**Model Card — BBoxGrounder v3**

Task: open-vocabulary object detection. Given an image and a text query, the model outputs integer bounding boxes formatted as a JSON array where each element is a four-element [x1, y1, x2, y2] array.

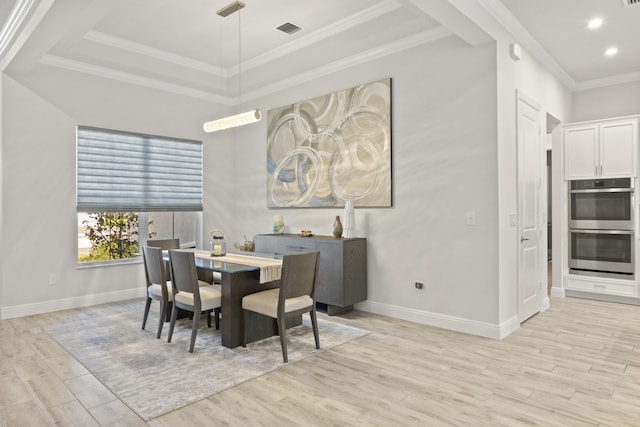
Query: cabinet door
[[342, 240, 367, 304], [314, 241, 343, 306], [600, 120, 637, 178], [564, 125, 598, 179]]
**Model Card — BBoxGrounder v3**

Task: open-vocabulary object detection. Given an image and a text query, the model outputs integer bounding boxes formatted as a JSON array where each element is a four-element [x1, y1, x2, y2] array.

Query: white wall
[[225, 36, 503, 335], [572, 81, 640, 122], [0, 29, 572, 339], [494, 38, 572, 327], [0, 68, 236, 317]]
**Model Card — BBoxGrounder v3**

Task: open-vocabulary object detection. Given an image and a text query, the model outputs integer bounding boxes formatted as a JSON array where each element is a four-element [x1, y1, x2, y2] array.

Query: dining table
[[169, 250, 300, 349]]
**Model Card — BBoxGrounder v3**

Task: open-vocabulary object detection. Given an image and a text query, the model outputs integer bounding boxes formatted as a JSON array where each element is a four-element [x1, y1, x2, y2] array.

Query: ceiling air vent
[[276, 22, 303, 35], [622, 0, 640, 7]]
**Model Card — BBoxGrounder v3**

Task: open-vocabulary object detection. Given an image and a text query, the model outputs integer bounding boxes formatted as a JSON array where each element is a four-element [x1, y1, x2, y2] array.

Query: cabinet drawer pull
[[593, 284, 607, 288]]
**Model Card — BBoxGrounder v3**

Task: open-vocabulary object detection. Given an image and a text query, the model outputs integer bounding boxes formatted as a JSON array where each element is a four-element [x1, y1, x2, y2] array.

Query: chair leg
[[214, 307, 221, 330], [157, 300, 166, 339], [310, 309, 320, 349], [142, 297, 152, 330], [165, 302, 173, 322], [206, 309, 212, 328], [189, 311, 199, 353], [278, 317, 288, 363], [242, 309, 247, 347], [167, 303, 179, 343]]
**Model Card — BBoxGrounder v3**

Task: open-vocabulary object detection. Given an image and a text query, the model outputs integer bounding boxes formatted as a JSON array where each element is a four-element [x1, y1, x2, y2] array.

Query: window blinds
[[77, 126, 203, 212]]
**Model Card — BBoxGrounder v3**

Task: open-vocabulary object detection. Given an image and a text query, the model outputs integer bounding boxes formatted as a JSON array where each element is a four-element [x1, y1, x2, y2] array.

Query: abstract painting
[[267, 78, 391, 208]]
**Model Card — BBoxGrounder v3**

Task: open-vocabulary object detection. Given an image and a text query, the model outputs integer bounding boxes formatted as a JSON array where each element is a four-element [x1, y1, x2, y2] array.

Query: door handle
[[520, 236, 529, 242]]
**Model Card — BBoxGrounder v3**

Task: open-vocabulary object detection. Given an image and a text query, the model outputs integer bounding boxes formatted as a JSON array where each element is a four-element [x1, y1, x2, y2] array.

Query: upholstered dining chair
[[147, 238, 214, 287], [241, 251, 320, 362], [142, 245, 173, 339], [147, 238, 180, 282], [167, 249, 222, 353]]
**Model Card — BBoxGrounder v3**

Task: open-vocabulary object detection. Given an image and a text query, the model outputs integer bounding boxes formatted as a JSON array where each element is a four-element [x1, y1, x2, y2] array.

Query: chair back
[[147, 238, 180, 250], [279, 251, 320, 303], [142, 246, 167, 288], [168, 250, 201, 305]]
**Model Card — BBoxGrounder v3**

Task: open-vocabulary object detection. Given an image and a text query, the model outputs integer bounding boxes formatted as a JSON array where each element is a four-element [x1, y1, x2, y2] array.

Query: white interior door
[[517, 91, 543, 322]]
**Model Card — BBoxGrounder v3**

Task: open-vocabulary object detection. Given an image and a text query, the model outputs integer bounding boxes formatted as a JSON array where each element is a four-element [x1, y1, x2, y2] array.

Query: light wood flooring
[[2, 296, 640, 426]]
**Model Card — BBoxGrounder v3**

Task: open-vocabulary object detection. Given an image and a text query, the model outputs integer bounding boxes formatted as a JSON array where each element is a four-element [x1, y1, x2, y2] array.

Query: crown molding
[[244, 26, 453, 102], [574, 71, 640, 91], [0, 0, 37, 57], [81, 0, 402, 79], [476, 0, 640, 91], [474, 0, 576, 90], [84, 30, 226, 77], [235, 0, 402, 75], [0, 0, 44, 70], [40, 25, 450, 106], [39, 54, 232, 104]]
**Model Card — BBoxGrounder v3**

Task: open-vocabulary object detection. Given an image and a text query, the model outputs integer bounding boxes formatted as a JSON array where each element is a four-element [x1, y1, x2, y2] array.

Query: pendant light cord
[[237, 10, 242, 113]]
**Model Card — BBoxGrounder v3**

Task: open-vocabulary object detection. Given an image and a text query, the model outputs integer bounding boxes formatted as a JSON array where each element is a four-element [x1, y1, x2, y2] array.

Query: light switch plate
[[466, 212, 477, 226]]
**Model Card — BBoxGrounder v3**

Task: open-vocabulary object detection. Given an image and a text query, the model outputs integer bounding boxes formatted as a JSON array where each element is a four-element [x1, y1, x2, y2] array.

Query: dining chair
[[241, 251, 320, 362], [147, 238, 180, 250], [142, 245, 173, 339], [147, 238, 180, 282], [147, 237, 214, 287], [167, 249, 222, 353]]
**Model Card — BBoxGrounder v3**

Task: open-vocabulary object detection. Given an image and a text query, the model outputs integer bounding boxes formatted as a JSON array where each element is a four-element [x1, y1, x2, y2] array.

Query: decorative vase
[[343, 200, 355, 238], [273, 214, 285, 234], [333, 216, 343, 238]]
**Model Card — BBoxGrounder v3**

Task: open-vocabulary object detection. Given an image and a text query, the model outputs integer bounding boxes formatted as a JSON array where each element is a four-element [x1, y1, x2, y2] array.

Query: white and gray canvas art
[[267, 78, 392, 208]]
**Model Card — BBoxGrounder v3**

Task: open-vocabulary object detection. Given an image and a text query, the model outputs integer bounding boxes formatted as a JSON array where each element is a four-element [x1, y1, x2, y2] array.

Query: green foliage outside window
[[78, 212, 156, 262]]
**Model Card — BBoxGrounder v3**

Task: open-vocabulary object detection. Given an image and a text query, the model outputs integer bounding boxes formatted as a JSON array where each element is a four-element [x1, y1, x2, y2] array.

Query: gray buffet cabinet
[[254, 234, 367, 315]]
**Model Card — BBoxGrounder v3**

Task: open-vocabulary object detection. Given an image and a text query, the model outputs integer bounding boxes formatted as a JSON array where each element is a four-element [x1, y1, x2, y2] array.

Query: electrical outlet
[[48, 273, 57, 285], [415, 281, 424, 292]]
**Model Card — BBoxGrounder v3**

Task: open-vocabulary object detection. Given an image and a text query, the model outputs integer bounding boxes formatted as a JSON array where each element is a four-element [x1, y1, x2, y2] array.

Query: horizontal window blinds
[[77, 126, 203, 212]]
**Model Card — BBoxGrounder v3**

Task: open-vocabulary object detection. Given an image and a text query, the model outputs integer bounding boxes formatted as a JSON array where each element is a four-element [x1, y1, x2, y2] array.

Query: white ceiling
[[1, 0, 639, 105], [501, 0, 640, 86]]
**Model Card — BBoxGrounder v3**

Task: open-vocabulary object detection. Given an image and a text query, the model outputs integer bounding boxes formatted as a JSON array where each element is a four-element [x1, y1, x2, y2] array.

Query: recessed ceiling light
[[588, 18, 603, 29], [605, 47, 619, 56]]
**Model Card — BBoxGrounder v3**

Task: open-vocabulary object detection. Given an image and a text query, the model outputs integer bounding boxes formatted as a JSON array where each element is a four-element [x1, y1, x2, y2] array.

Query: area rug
[[44, 302, 369, 421]]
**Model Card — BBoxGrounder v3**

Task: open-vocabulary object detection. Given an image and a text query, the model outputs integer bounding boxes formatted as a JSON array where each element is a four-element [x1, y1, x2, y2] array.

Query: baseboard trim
[[0, 288, 146, 319], [542, 296, 551, 311], [354, 300, 519, 339], [550, 286, 566, 298]]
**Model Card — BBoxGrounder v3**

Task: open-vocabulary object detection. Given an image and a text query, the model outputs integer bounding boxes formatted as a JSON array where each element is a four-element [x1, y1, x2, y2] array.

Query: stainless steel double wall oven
[[569, 178, 635, 278]]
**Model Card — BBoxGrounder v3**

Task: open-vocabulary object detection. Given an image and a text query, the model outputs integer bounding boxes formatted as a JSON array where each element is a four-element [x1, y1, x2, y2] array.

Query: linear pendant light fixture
[[203, 1, 261, 133], [203, 109, 261, 132]]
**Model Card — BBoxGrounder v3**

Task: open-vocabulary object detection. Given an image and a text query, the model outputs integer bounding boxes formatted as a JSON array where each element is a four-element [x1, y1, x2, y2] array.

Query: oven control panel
[[571, 178, 631, 190]]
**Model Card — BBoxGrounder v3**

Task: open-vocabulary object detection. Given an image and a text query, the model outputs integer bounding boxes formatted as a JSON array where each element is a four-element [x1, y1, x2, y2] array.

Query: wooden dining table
[[170, 251, 301, 349]]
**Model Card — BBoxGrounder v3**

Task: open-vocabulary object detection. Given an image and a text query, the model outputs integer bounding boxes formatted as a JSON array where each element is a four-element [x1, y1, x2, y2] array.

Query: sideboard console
[[254, 234, 367, 315]]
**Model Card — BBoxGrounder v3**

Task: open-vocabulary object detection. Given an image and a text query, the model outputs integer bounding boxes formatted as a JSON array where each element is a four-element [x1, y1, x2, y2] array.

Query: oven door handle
[[569, 229, 634, 235], [569, 188, 633, 194]]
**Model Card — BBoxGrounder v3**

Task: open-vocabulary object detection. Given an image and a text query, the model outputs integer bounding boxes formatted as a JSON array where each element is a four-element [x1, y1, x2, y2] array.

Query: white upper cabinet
[[564, 117, 638, 180], [565, 124, 598, 179]]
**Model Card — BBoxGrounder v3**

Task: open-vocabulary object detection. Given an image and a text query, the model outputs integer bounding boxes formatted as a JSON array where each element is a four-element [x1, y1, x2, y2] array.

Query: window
[[77, 211, 200, 263], [76, 126, 203, 264]]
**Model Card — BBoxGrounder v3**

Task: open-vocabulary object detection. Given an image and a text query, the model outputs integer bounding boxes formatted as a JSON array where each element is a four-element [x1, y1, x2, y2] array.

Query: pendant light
[[203, 1, 261, 133]]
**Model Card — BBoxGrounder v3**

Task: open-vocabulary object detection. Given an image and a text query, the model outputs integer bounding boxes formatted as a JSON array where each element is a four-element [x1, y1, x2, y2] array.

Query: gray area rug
[[44, 302, 369, 421]]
